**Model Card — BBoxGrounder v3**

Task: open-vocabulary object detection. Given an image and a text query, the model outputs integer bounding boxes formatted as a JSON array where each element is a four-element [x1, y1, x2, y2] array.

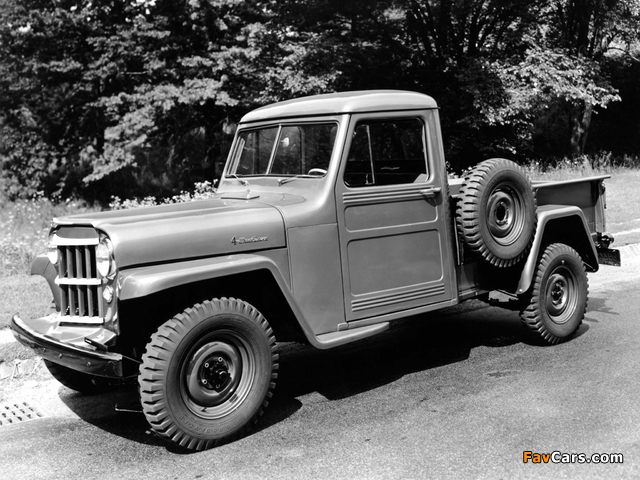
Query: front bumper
[[11, 313, 128, 378]]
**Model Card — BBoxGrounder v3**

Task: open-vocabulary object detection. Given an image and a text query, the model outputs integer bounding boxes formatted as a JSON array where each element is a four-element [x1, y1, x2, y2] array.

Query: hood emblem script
[[231, 236, 268, 245]]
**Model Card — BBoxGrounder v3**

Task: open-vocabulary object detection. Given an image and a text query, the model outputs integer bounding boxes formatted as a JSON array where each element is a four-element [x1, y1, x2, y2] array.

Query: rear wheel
[[520, 244, 588, 345], [139, 297, 278, 451]]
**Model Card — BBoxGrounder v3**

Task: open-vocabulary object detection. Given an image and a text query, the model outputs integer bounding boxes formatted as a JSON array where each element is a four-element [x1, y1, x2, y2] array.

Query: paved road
[[2, 248, 639, 480]]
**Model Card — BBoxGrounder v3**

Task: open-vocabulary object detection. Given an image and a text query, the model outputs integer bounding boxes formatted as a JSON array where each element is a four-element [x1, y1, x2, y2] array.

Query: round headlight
[[96, 237, 116, 278], [46, 239, 58, 265]]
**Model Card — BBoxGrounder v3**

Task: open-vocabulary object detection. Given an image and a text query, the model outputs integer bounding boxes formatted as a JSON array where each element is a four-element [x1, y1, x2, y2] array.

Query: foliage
[[109, 180, 217, 209], [1, 0, 640, 196]]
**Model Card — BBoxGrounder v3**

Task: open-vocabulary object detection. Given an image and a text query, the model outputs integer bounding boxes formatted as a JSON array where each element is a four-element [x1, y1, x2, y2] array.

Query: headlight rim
[[46, 237, 59, 265], [96, 236, 116, 278]]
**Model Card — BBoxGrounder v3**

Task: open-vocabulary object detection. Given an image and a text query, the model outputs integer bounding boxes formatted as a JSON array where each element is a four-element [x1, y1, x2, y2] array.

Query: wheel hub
[[183, 340, 243, 410], [495, 201, 510, 226], [550, 281, 566, 306], [545, 268, 578, 325], [486, 187, 524, 246], [200, 357, 231, 392]]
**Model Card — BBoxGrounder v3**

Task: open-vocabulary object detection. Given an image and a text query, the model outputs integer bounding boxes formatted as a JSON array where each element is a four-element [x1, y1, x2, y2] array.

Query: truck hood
[[54, 194, 290, 269]]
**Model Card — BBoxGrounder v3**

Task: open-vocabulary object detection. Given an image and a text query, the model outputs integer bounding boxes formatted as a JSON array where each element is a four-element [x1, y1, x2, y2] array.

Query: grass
[[524, 160, 640, 246], [595, 170, 640, 245], [0, 275, 54, 330], [0, 275, 54, 363]]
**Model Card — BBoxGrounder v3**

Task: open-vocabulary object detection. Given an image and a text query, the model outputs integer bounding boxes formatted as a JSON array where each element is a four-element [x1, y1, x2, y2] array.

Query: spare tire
[[456, 158, 537, 268]]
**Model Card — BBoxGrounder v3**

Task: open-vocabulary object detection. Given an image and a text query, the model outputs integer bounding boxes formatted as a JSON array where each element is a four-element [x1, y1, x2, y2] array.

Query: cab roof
[[240, 90, 438, 124]]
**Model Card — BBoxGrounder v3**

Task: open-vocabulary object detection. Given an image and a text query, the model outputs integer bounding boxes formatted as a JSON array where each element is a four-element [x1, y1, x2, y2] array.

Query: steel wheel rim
[[486, 185, 526, 246], [545, 267, 578, 325], [180, 328, 256, 420]]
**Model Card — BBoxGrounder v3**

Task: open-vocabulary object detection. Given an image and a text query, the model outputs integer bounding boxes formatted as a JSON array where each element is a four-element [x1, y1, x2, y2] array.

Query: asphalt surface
[[1, 247, 639, 480]]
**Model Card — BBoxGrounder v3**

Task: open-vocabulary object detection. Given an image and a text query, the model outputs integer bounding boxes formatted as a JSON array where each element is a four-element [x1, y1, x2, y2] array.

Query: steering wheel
[[307, 168, 327, 176]]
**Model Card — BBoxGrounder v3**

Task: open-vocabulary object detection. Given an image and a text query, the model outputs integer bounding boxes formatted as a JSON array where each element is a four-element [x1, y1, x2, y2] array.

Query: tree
[[0, 0, 106, 198], [503, 0, 640, 156], [2, 0, 640, 200], [543, 0, 640, 154], [82, 0, 343, 199], [0, 0, 341, 201], [401, 1, 546, 167]]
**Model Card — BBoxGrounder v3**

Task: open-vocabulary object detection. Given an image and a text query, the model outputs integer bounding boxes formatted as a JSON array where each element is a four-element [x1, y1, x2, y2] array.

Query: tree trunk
[[570, 101, 593, 155]]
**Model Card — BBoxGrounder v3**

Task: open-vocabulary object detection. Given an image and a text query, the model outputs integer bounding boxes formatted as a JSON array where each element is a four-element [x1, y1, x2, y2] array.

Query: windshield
[[229, 123, 337, 176]]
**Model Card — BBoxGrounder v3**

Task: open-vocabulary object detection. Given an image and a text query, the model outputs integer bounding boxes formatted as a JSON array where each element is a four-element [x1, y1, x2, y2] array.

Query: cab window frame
[[343, 116, 429, 188]]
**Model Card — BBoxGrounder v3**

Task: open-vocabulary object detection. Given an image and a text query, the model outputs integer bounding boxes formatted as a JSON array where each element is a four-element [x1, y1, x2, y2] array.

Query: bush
[[109, 180, 217, 210], [521, 153, 640, 180]]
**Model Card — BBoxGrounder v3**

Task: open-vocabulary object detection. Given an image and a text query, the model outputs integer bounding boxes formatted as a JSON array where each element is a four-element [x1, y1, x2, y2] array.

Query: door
[[336, 113, 453, 321]]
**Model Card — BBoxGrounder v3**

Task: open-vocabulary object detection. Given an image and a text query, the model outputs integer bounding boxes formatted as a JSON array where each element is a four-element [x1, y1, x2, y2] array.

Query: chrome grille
[[53, 231, 104, 324]]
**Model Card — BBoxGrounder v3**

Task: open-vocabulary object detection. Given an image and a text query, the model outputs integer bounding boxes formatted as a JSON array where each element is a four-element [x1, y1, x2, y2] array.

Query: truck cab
[[218, 91, 456, 340]]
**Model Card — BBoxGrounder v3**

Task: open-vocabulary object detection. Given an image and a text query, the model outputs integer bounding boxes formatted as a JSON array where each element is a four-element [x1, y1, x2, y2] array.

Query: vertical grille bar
[[59, 248, 66, 278], [75, 248, 84, 278], [65, 247, 74, 279], [98, 285, 105, 318], [68, 285, 77, 315], [84, 246, 93, 279], [60, 285, 68, 315], [87, 282, 95, 317]]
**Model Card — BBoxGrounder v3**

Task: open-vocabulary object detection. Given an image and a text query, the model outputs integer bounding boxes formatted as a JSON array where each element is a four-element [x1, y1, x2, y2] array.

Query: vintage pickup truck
[[12, 90, 620, 450]]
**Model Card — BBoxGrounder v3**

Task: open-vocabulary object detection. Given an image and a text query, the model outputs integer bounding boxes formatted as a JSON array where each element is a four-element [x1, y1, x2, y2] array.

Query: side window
[[344, 118, 428, 187]]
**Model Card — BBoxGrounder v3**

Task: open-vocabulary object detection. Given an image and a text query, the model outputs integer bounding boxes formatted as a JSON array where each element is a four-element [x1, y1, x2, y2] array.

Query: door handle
[[419, 186, 442, 199]]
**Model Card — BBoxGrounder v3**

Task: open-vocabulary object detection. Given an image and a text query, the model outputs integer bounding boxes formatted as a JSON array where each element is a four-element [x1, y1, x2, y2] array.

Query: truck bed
[[532, 175, 609, 236], [449, 174, 610, 237]]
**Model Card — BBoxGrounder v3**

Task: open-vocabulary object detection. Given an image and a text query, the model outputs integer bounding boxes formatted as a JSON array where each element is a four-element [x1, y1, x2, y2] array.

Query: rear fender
[[516, 205, 598, 294]]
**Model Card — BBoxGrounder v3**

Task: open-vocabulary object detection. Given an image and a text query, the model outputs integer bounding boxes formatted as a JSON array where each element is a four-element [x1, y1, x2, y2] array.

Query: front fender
[[517, 205, 598, 294], [118, 253, 290, 301], [117, 253, 320, 346], [31, 253, 61, 310]]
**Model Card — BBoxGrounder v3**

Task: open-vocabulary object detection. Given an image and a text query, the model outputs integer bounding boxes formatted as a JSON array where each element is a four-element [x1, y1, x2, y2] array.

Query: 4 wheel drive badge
[[231, 235, 268, 245]]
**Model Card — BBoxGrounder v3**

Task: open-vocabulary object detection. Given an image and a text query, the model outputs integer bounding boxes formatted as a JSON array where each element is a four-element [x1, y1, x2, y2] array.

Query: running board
[[313, 322, 389, 349]]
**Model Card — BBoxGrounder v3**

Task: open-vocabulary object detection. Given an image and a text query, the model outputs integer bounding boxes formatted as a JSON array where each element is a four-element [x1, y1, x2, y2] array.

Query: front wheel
[[520, 243, 588, 345], [139, 298, 278, 451]]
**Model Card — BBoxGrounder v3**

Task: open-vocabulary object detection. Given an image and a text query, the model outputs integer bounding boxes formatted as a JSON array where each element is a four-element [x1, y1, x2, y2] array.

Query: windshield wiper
[[277, 175, 316, 186], [227, 174, 249, 186], [278, 172, 327, 186]]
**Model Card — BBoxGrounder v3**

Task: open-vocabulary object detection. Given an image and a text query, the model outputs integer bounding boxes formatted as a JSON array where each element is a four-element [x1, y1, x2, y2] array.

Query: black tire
[[520, 243, 588, 345], [44, 360, 110, 394], [139, 297, 278, 451], [457, 158, 537, 267]]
